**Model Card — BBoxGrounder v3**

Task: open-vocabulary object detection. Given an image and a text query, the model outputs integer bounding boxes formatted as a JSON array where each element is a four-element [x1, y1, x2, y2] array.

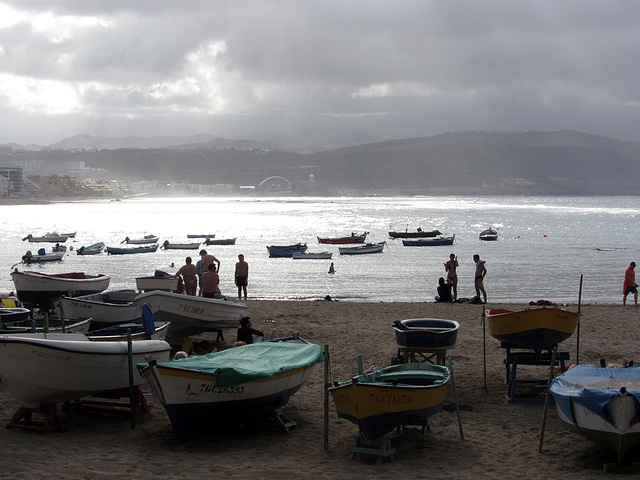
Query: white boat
[[0, 317, 92, 334], [55, 290, 141, 329], [11, 270, 111, 308], [161, 240, 201, 250], [292, 251, 333, 259], [338, 241, 386, 255], [22, 232, 73, 243], [135, 275, 179, 292], [123, 235, 159, 244], [22, 249, 65, 263], [0, 335, 171, 408], [76, 242, 105, 255], [133, 290, 248, 337], [138, 341, 324, 439]]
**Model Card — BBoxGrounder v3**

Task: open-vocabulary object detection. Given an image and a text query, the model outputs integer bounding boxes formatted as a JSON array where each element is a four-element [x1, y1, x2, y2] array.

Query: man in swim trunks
[[623, 261, 637, 306], [235, 254, 249, 300], [176, 256, 198, 296], [444, 253, 458, 300], [473, 254, 487, 304]]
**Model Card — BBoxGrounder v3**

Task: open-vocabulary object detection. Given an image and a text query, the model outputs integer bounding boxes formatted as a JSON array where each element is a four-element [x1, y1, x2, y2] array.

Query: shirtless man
[[201, 263, 221, 298], [235, 254, 249, 300], [444, 253, 458, 300], [176, 256, 198, 296], [199, 249, 220, 275], [473, 254, 487, 304]]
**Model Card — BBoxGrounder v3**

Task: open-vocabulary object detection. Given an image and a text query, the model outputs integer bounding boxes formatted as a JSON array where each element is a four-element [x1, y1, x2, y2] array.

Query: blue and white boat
[[267, 243, 308, 257], [107, 244, 159, 255]]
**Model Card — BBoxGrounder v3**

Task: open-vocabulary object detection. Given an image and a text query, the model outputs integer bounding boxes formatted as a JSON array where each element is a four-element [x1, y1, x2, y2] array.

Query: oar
[[538, 346, 558, 453]]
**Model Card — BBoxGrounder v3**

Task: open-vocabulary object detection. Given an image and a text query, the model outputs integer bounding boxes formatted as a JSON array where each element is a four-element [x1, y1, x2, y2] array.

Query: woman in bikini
[[444, 253, 458, 300]]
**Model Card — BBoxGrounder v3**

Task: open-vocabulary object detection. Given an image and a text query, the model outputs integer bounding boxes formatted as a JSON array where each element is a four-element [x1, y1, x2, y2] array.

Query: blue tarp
[[141, 342, 324, 387], [550, 364, 640, 427]]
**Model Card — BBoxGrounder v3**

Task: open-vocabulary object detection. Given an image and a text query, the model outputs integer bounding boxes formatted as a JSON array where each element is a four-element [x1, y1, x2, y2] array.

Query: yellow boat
[[486, 307, 582, 352], [329, 362, 450, 440]]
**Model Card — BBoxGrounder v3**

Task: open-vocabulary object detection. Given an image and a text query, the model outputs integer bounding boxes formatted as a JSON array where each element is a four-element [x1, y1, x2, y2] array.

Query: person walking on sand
[[235, 254, 249, 300], [176, 256, 198, 296], [444, 253, 458, 300], [623, 261, 638, 305], [473, 254, 487, 304]]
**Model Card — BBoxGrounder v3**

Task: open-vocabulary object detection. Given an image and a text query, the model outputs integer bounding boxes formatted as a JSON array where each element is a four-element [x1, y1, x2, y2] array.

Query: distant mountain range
[[3, 130, 640, 195]]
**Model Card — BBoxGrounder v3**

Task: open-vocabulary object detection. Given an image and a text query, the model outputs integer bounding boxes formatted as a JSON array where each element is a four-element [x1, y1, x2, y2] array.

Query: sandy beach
[[0, 300, 638, 479]]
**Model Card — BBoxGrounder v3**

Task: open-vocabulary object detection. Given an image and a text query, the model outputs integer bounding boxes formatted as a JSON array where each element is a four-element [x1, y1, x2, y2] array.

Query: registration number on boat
[[199, 384, 245, 395]]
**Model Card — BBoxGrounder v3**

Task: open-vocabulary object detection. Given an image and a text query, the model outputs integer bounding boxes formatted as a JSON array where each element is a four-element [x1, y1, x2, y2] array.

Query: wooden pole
[[127, 329, 135, 428], [448, 357, 464, 440], [538, 346, 557, 453], [577, 274, 583, 365], [324, 344, 330, 450], [482, 306, 487, 391]]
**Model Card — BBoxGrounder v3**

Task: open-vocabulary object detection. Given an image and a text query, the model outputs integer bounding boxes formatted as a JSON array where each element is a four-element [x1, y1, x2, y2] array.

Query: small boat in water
[[267, 243, 308, 257], [329, 361, 450, 440], [338, 242, 385, 255], [187, 234, 215, 239], [123, 235, 159, 244], [22, 232, 74, 243], [485, 307, 582, 353], [392, 318, 460, 349], [388, 228, 442, 239], [107, 244, 159, 255], [138, 341, 324, 439], [161, 240, 201, 250], [550, 364, 640, 464], [11, 270, 111, 308], [292, 251, 333, 259], [479, 228, 499, 241], [317, 232, 368, 244], [22, 248, 65, 263], [77, 242, 105, 255], [204, 237, 237, 246], [402, 235, 455, 246]]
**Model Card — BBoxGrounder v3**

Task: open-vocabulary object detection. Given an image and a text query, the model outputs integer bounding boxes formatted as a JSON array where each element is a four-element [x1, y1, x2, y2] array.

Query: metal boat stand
[[396, 346, 448, 366], [349, 435, 396, 465], [502, 343, 569, 401], [269, 407, 297, 432], [62, 386, 150, 415], [6, 403, 66, 435]]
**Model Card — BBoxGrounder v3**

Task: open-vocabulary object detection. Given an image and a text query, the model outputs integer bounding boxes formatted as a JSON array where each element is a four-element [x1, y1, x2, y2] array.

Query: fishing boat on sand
[[11, 270, 111, 308], [392, 318, 460, 349], [485, 307, 582, 353], [317, 232, 368, 244], [138, 341, 324, 439], [338, 242, 385, 255], [402, 235, 455, 247], [329, 361, 450, 440], [55, 290, 141, 329], [550, 364, 640, 464], [0, 317, 91, 334], [135, 274, 179, 292], [388, 228, 442, 239]]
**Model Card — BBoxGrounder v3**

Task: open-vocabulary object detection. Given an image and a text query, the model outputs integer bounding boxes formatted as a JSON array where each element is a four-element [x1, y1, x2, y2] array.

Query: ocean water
[[2, 195, 640, 304]]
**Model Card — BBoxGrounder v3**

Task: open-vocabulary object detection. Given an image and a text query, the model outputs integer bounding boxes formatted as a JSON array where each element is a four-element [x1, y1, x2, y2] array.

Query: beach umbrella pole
[[538, 346, 557, 453]]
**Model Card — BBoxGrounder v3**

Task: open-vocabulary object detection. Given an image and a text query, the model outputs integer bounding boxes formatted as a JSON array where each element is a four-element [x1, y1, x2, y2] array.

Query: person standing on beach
[[199, 249, 220, 274], [444, 253, 458, 300], [235, 254, 249, 300], [473, 254, 487, 304], [176, 257, 198, 296], [623, 261, 638, 305], [328, 262, 335, 274]]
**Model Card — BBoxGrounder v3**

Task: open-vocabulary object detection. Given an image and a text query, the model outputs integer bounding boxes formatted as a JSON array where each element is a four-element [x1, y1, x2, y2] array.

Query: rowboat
[[0, 307, 31, 323], [161, 240, 201, 250], [123, 235, 159, 244], [11, 270, 111, 308], [0, 335, 171, 408], [550, 364, 640, 464], [76, 242, 105, 255], [329, 362, 450, 440], [292, 251, 333, 259], [138, 341, 324, 439], [22, 232, 73, 243], [204, 237, 237, 246], [479, 228, 499, 241], [135, 274, 179, 292], [0, 317, 91, 334], [402, 235, 455, 246], [267, 243, 308, 257], [107, 244, 159, 255], [317, 232, 368, 244], [22, 249, 65, 263], [485, 307, 582, 353], [133, 290, 247, 337], [388, 229, 442, 239], [55, 290, 141, 329], [338, 242, 385, 255], [392, 318, 460, 349]]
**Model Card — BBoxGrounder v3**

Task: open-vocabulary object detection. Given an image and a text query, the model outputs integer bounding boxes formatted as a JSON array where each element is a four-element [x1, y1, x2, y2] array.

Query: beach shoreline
[[0, 300, 637, 479]]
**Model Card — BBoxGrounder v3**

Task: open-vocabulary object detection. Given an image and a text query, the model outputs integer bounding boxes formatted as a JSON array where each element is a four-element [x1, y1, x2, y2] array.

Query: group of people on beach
[[435, 253, 487, 304], [176, 250, 249, 300]]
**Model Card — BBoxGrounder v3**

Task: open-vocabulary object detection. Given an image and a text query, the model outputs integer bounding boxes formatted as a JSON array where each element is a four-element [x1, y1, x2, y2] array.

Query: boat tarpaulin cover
[[550, 364, 640, 426]]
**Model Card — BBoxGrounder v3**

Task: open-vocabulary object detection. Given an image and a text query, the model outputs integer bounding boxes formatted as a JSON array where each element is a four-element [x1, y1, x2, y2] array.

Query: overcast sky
[[1, 1, 639, 145]]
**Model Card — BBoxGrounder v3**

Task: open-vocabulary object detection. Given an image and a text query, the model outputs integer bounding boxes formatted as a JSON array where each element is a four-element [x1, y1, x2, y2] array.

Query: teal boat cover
[[550, 364, 640, 426], [140, 342, 324, 387]]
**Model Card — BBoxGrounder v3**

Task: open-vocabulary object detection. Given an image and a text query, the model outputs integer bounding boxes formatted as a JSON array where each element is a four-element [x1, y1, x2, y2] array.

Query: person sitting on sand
[[236, 317, 294, 344], [435, 277, 453, 303]]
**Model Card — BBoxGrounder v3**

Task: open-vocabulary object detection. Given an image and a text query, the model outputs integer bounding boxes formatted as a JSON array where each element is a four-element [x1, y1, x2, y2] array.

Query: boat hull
[[11, 270, 111, 307], [486, 307, 582, 352], [292, 252, 332, 259], [204, 238, 236, 245], [402, 236, 455, 246], [107, 245, 159, 254], [317, 233, 367, 244], [329, 363, 450, 440], [135, 276, 179, 292], [267, 243, 308, 257], [0, 336, 170, 408], [23, 251, 65, 263], [56, 291, 140, 328], [551, 364, 640, 463], [338, 242, 385, 255], [77, 243, 105, 255], [388, 229, 442, 238], [162, 242, 201, 250], [393, 318, 460, 349], [133, 291, 247, 337]]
